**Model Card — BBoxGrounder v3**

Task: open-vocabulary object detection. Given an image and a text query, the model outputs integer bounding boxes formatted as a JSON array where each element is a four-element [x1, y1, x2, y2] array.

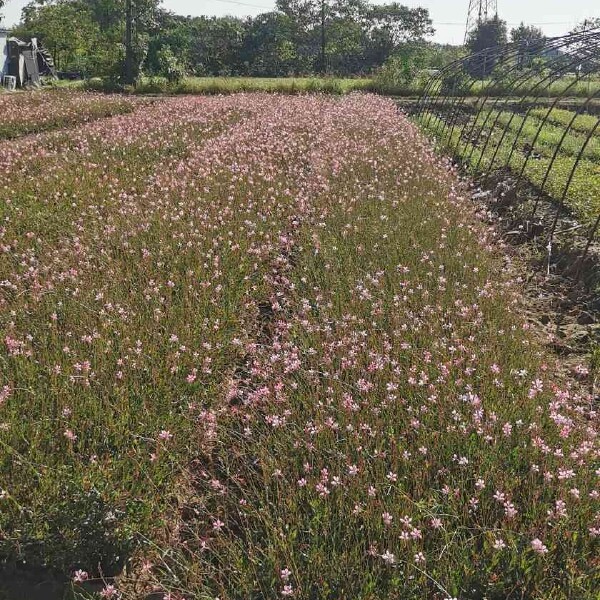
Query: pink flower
[[158, 430, 173, 441], [531, 538, 549, 555], [493, 538, 506, 550], [381, 550, 395, 564], [64, 429, 77, 442], [72, 570, 89, 583], [100, 584, 119, 599], [212, 518, 225, 531], [0, 385, 11, 404]]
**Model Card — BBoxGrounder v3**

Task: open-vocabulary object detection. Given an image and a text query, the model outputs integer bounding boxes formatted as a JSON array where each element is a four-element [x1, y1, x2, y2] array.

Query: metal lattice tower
[[465, 0, 499, 42]]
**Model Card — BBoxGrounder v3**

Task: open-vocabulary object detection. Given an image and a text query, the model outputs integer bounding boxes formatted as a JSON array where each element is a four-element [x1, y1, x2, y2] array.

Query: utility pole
[[124, 0, 134, 84], [320, 0, 326, 75]]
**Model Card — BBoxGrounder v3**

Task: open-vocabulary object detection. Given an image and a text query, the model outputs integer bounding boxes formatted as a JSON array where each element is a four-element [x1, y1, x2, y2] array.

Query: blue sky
[[2, 0, 600, 44]]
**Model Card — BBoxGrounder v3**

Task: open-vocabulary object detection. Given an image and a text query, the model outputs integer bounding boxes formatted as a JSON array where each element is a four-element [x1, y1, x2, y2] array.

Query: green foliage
[[465, 15, 508, 79], [420, 106, 600, 226], [239, 12, 300, 76], [13, 0, 438, 78], [510, 23, 546, 70], [13, 0, 112, 76], [15, 0, 159, 82], [131, 75, 374, 95], [372, 44, 432, 94], [510, 22, 545, 45], [156, 45, 185, 83]]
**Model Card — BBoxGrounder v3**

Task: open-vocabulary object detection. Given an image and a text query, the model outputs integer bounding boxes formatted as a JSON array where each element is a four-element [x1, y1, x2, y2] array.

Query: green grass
[[81, 76, 376, 96], [529, 107, 600, 134]]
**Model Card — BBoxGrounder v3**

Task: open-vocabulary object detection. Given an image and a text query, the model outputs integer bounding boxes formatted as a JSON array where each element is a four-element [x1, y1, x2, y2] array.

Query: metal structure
[[416, 27, 600, 282], [465, 0, 499, 42]]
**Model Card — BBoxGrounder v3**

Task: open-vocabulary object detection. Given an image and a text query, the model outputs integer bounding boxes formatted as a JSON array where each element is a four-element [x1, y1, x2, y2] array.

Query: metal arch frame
[[416, 28, 600, 282], [461, 32, 600, 170], [461, 44, 572, 167], [516, 39, 600, 189], [422, 32, 594, 166], [531, 86, 600, 221], [418, 30, 599, 152], [417, 30, 595, 128], [417, 44, 511, 129], [440, 45, 522, 145], [486, 35, 600, 180]]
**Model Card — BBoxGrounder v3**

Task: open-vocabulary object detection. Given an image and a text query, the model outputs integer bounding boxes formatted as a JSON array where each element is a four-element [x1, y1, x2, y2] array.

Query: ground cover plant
[[0, 90, 139, 140], [0, 93, 598, 600]]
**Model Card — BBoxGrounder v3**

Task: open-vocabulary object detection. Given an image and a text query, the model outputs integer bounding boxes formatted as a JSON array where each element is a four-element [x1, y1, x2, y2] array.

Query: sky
[[2, 0, 600, 44]]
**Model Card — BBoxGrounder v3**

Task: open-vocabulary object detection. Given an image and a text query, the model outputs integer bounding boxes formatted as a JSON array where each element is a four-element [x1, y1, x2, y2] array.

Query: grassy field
[[0, 92, 598, 599], [80, 76, 377, 96], [11, 73, 600, 99]]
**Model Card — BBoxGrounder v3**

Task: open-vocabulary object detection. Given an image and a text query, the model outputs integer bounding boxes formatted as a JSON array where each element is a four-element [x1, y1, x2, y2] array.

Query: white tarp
[[0, 29, 8, 79]]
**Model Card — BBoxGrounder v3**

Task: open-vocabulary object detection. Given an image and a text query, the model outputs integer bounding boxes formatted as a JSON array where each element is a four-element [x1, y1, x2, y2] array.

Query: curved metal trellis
[[416, 28, 600, 282]]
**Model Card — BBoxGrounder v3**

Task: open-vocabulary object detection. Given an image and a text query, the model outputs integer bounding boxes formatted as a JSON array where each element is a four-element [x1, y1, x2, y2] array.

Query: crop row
[[422, 110, 600, 225]]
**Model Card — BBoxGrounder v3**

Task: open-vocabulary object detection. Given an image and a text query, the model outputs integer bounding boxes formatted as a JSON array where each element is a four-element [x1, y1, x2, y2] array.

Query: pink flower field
[[0, 90, 139, 140], [0, 92, 598, 599]]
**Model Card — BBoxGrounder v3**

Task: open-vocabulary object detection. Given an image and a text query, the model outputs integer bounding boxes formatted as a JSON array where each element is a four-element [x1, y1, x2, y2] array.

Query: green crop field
[[420, 105, 600, 225]]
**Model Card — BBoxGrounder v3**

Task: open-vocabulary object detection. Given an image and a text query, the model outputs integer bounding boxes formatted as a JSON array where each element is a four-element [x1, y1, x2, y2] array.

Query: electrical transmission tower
[[465, 0, 498, 42]]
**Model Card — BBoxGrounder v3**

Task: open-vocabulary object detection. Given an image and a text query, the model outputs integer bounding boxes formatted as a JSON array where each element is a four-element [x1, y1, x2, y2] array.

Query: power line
[[439, 21, 576, 26], [210, 0, 273, 9]]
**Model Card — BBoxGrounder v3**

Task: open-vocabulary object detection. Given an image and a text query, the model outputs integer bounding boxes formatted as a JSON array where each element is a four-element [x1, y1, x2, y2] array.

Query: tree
[[510, 22, 544, 45], [122, 0, 159, 84], [15, 1, 111, 74], [567, 19, 600, 78], [274, 0, 434, 75], [155, 44, 185, 82], [570, 18, 600, 35], [146, 10, 194, 75], [240, 12, 299, 76], [510, 22, 545, 70], [365, 3, 433, 69], [465, 15, 507, 78], [12, 0, 438, 78], [274, 0, 344, 74], [187, 16, 245, 76]]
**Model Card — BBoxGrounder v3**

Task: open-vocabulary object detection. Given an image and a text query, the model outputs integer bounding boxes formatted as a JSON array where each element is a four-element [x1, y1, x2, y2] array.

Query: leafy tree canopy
[[510, 22, 545, 45], [12, 0, 439, 79]]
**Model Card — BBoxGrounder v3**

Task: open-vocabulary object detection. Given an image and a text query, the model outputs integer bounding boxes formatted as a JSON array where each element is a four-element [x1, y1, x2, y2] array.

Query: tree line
[[5, 1, 597, 85], [8, 0, 439, 81]]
